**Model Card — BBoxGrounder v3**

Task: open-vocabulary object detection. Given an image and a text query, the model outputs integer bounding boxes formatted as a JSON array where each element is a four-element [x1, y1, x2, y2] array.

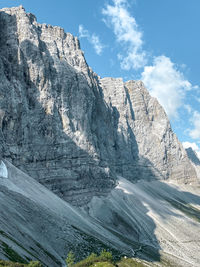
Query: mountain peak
[[0, 6, 198, 207], [0, 7, 200, 267]]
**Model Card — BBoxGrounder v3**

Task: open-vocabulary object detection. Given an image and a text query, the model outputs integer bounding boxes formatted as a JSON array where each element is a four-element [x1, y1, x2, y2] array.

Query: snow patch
[[0, 161, 8, 178]]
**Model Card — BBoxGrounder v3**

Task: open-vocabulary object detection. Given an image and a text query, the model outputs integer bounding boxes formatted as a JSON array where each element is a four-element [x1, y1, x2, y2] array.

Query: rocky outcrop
[[100, 78, 197, 183], [0, 6, 198, 206], [0, 6, 116, 205]]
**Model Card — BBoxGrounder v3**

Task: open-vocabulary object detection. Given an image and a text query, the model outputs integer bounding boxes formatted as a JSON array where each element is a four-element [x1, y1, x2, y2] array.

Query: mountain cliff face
[[0, 6, 198, 207], [1, 6, 200, 267]]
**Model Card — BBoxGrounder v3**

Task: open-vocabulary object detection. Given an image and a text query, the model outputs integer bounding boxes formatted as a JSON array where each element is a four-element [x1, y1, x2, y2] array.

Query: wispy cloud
[[184, 104, 193, 114], [182, 141, 200, 159], [141, 55, 193, 119], [78, 25, 104, 55], [90, 34, 104, 55], [79, 24, 89, 38], [102, 0, 147, 70], [189, 111, 200, 139]]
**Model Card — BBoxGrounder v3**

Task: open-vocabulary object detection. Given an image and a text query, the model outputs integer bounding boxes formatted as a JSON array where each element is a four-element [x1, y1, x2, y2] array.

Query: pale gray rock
[[0, 6, 116, 205], [0, 6, 198, 208], [100, 78, 197, 183], [1, 159, 200, 267], [0, 160, 129, 266], [0, 6, 200, 267], [86, 177, 200, 267]]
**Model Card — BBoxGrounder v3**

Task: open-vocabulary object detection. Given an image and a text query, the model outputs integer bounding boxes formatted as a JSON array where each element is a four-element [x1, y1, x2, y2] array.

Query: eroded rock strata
[[0, 6, 197, 207]]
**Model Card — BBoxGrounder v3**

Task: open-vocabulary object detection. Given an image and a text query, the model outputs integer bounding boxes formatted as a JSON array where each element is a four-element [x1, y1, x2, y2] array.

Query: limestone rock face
[[0, 6, 198, 205], [100, 78, 197, 183], [0, 6, 116, 205]]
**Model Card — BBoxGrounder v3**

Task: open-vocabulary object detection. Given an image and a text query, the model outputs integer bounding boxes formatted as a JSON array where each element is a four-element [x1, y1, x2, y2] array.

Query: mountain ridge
[[0, 6, 198, 206], [0, 6, 200, 267]]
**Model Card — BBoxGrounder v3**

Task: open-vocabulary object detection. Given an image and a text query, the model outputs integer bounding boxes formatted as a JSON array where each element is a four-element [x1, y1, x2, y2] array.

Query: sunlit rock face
[[0, 6, 197, 205], [100, 78, 197, 183]]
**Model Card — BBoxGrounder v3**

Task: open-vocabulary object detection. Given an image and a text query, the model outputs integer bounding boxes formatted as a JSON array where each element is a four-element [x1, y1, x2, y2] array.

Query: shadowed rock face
[[186, 147, 200, 166], [0, 6, 198, 205], [1, 160, 200, 267]]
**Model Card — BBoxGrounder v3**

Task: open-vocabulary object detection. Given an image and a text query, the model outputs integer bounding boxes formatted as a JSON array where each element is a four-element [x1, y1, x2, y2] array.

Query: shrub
[[73, 253, 98, 267], [99, 250, 112, 262], [90, 262, 115, 267], [27, 261, 42, 267], [73, 251, 113, 267], [0, 259, 25, 266], [66, 251, 75, 267]]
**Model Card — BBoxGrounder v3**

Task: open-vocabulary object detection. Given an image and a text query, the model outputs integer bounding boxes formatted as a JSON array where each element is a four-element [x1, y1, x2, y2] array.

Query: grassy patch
[[0, 260, 41, 267], [0, 259, 26, 267], [117, 258, 148, 267], [90, 262, 115, 267]]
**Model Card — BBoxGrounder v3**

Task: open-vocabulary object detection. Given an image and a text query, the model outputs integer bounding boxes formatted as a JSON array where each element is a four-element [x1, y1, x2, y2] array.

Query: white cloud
[[90, 34, 104, 55], [141, 55, 192, 119], [189, 111, 200, 139], [102, 0, 147, 70], [182, 141, 200, 159], [78, 25, 104, 55], [79, 24, 89, 38], [184, 104, 192, 114]]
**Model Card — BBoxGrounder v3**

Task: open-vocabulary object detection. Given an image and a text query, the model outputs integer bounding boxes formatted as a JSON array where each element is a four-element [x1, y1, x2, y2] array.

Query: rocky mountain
[[0, 6, 200, 267], [0, 6, 197, 205]]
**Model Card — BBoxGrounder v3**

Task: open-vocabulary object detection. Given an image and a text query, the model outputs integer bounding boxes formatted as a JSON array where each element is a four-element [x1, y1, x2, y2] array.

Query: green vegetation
[[90, 262, 115, 267], [72, 250, 113, 267], [117, 258, 148, 267], [0, 250, 149, 266], [67, 250, 147, 267], [0, 260, 41, 267], [66, 251, 75, 267], [27, 262, 42, 267], [0, 260, 25, 267]]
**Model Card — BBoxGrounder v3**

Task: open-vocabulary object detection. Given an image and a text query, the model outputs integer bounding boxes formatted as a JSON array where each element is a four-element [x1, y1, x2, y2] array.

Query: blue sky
[[1, 0, 200, 156]]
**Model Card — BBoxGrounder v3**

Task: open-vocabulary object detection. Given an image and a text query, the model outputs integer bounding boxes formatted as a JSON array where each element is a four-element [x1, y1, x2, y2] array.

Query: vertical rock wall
[[0, 6, 197, 205]]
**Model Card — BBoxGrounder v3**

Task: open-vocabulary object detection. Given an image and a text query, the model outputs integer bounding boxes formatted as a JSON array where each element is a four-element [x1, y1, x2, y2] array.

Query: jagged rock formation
[[0, 6, 198, 207], [1, 6, 200, 267], [100, 78, 197, 182]]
